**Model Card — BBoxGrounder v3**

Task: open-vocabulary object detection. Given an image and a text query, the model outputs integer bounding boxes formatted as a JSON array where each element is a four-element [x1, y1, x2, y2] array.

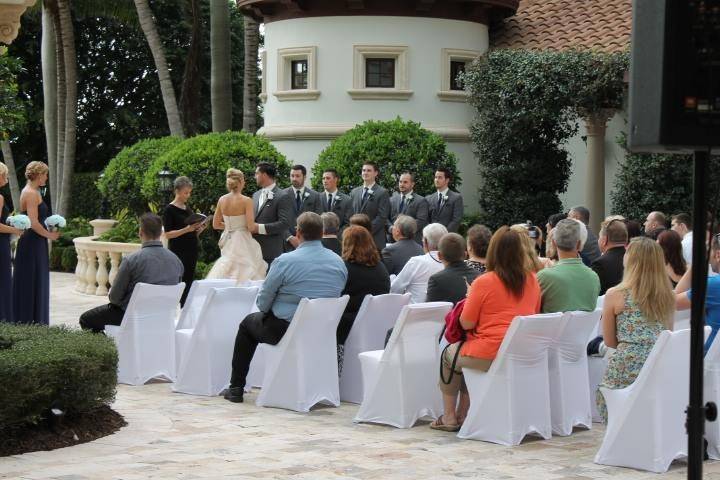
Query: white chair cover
[[176, 279, 236, 330], [354, 302, 453, 428], [457, 312, 566, 445], [549, 309, 601, 435], [240, 279, 265, 288], [340, 293, 411, 403], [255, 296, 350, 412], [594, 329, 690, 473], [705, 328, 720, 459], [173, 286, 259, 396], [672, 308, 691, 331], [106, 283, 184, 385]]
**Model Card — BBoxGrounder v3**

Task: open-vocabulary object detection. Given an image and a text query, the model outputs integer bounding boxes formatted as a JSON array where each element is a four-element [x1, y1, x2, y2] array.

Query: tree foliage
[[464, 49, 628, 228], [311, 118, 460, 194], [0, 54, 26, 139]]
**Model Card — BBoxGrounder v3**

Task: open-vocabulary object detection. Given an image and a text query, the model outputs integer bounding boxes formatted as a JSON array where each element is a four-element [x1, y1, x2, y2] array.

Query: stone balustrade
[[73, 236, 141, 296]]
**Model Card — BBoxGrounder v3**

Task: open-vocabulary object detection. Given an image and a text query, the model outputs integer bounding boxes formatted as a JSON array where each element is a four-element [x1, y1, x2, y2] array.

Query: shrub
[[97, 137, 183, 215], [465, 49, 628, 229], [49, 246, 64, 271], [0, 323, 118, 429], [56, 217, 93, 248], [141, 131, 291, 214], [96, 209, 140, 244], [194, 261, 213, 280], [311, 118, 460, 194], [69, 172, 102, 219], [61, 247, 77, 272]]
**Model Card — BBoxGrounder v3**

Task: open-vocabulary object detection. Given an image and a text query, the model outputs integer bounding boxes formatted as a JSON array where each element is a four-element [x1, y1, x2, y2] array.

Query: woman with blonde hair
[[596, 236, 675, 422], [206, 168, 267, 282], [510, 223, 551, 271], [13, 161, 59, 325], [0, 163, 25, 322]]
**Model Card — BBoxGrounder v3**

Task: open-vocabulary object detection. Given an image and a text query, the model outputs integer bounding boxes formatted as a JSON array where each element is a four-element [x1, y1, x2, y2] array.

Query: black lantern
[[157, 164, 176, 195]]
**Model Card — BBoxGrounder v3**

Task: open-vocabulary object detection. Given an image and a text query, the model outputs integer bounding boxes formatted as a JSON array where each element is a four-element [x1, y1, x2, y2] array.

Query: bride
[[206, 168, 267, 282]]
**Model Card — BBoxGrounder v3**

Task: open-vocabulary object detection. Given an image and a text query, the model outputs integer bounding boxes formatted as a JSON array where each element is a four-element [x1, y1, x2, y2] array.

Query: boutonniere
[[266, 191, 274, 201], [367, 188, 374, 196], [303, 191, 310, 199], [335, 195, 342, 202], [442, 194, 449, 202], [405, 194, 413, 201]]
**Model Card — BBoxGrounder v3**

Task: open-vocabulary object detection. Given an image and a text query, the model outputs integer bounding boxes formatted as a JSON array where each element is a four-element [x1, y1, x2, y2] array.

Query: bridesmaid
[[162, 176, 203, 306], [0, 163, 24, 323], [12, 161, 59, 325]]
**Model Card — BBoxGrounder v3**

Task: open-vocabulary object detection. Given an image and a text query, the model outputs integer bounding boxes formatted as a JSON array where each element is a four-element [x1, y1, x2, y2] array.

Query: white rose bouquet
[[45, 214, 67, 232]]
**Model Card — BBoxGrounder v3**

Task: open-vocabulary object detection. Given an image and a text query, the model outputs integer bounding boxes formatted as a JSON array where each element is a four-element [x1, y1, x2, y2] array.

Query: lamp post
[[157, 164, 176, 214]]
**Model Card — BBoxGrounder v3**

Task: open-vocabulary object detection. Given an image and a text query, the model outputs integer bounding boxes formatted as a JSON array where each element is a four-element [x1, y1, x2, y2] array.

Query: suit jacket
[[284, 186, 322, 235], [581, 228, 602, 265], [425, 261, 480, 305], [321, 236, 342, 256], [388, 192, 429, 244], [318, 190, 353, 234], [591, 246, 625, 296], [252, 186, 293, 265], [426, 190, 464, 233], [381, 238, 424, 276], [350, 184, 391, 250]]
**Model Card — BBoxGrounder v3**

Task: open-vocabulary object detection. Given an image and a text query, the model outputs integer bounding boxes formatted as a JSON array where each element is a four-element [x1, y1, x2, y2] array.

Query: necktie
[[327, 193, 333, 211], [438, 192, 444, 209], [399, 194, 406, 213], [295, 189, 302, 212], [362, 187, 369, 204]]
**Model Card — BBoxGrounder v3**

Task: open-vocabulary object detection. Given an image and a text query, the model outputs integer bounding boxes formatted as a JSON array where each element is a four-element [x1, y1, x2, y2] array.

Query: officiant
[[162, 176, 205, 306]]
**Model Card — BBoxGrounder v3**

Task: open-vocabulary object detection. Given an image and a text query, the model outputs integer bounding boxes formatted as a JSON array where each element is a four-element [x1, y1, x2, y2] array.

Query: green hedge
[[311, 118, 460, 193], [96, 210, 140, 244], [0, 324, 118, 429], [98, 137, 183, 215], [69, 172, 102, 219], [141, 131, 291, 214]]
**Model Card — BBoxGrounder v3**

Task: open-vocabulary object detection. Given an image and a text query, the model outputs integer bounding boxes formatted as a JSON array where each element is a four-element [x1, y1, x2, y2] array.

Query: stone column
[[0, 1, 36, 45], [583, 110, 614, 234]]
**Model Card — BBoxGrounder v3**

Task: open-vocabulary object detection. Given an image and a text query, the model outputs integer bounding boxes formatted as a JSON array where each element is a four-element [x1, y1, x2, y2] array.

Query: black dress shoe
[[223, 386, 244, 403]]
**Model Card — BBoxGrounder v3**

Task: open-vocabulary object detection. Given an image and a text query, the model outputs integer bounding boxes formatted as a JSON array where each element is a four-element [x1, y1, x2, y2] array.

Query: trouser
[[79, 303, 125, 333], [230, 310, 289, 388], [438, 342, 493, 396]]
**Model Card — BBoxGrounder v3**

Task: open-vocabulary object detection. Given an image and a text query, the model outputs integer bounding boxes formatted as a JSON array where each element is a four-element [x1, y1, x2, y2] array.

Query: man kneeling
[[224, 212, 348, 403], [79, 213, 184, 333]]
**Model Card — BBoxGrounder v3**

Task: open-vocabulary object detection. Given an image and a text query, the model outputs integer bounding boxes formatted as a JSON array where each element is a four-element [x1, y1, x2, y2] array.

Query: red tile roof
[[492, 0, 632, 53]]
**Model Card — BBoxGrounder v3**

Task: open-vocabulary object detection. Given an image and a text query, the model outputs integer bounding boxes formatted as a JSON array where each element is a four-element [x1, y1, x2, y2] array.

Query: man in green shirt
[[538, 219, 600, 313]]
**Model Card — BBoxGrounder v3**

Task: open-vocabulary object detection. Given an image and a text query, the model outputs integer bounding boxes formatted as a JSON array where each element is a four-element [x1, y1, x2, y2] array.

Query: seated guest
[[79, 213, 184, 333], [657, 230, 686, 287], [223, 212, 348, 403], [382, 215, 423, 275], [337, 226, 390, 353], [671, 212, 693, 263], [431, 227, 541, 431], [349, 213, 372, 233], [597, 237, 674, 422], [426, 233, 480, 305], [676, 233, 720, 351], [390, 223, 447, 303], [643, 210, 667, 240], [320, 212, 341, 255], [510, 223, 551, 271], [625, 219, 643, 240], [537, 219, 600, 313], [465, 224, 492, 273], [545, 213, 567, 262], [568, 206, 602, 265], [592, 217, 628, 295]]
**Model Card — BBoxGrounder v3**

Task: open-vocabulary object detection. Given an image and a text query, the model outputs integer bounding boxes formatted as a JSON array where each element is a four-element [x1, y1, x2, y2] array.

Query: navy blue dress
[[12, 201, 50, 325], [0, 201, 12, 323]]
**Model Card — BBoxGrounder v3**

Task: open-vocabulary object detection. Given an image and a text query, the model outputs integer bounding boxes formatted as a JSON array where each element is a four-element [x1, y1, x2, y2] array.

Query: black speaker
[[629, 0, 720, 153]]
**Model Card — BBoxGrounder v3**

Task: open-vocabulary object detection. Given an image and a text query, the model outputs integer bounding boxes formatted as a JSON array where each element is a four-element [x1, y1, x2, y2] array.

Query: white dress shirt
[[682, 231, 693, 264], [390, 251, 444, 303], [257, 182, 277, 235]]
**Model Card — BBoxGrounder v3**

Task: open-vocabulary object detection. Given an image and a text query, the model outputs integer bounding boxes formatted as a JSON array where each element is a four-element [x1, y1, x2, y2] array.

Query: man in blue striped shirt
[[224, 212, 348, 403]]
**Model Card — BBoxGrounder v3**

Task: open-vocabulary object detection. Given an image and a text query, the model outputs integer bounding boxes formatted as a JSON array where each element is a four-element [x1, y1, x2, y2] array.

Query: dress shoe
[[223, 386, 244, 403]]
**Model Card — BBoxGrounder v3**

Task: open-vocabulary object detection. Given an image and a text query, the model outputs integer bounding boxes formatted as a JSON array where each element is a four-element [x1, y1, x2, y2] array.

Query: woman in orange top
[[430, 227, 541, 432]]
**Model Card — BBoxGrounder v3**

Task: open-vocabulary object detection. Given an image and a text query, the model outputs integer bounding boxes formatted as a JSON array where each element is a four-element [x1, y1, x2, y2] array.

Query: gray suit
[[381, 239, 424, 275], [318, 190, 353, 233], [388, 192, 429, 244], [252, 185, 293, 265], [283, 186, 322, 237], [426, 190, 464, 233], [350, 184, 391, 250], [581, 228, 602, 265]]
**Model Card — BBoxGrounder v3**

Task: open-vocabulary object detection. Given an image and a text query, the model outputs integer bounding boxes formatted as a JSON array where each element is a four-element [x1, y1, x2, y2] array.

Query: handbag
[[443, 298, 467, 344]]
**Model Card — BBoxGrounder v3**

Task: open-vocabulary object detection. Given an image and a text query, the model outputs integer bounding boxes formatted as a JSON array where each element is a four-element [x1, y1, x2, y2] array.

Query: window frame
[[348, 45, 412, 100], [438, 48, 481, 102], [274, 46, 320, 102]]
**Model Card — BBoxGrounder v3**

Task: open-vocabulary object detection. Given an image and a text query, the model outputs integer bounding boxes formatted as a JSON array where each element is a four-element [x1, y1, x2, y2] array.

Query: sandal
[[430, 415, 460, 432]]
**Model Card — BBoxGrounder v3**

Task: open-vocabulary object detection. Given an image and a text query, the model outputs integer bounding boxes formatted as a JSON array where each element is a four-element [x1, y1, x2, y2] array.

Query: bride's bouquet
[[45, 214, 67, 232], [7, 214, 31, 231]]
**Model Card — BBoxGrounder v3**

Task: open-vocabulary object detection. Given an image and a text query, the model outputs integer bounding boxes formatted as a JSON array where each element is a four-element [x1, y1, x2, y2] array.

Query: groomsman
[[284, 164, 321, 250], [350, 162, 390, 250], [426, 167, 463, 233], [318, 168, 353, 233], [251, 162, 293, 265], [388, 171, 428, 244]]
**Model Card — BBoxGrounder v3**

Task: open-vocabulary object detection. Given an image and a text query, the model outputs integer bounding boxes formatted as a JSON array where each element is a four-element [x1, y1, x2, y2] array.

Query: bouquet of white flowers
[[45, 214, 67, 232], [7, 214, 31, 231]]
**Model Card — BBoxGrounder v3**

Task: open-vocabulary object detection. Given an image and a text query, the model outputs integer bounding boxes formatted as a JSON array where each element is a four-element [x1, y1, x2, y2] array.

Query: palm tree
[[210, 0, 232, 132], [242, 14, 259, 134], [56, 0, 77, 216], [41, 3, 58, 209], [133, 0, 185, 138]]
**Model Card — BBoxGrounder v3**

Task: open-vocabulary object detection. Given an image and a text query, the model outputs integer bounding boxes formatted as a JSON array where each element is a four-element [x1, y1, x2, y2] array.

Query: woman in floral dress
[[597, 236, 675, 422]]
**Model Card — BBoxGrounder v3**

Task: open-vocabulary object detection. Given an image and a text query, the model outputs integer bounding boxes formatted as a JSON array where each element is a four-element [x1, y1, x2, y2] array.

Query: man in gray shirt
[[79, 213, 184, 333]]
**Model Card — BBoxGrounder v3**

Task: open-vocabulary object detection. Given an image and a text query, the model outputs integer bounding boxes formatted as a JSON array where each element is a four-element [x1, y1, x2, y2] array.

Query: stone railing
[[73, 236, 141, 296]]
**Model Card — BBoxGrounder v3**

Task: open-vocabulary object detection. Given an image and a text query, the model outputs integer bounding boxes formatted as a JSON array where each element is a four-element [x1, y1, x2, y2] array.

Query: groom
[[251, 162, 293, 266]]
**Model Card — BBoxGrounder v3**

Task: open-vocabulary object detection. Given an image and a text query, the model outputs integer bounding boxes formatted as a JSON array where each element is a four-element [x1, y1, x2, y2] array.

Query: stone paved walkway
[[2, 273, 719, 479]]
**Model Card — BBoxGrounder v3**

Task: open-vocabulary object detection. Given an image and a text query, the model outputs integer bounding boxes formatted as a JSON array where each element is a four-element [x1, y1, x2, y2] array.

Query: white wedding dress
[[206, 215, 267, 282]]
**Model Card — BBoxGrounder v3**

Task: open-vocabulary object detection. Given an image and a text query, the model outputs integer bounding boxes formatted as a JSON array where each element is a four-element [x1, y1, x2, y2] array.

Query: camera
[[524, 220, 539, 239]]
